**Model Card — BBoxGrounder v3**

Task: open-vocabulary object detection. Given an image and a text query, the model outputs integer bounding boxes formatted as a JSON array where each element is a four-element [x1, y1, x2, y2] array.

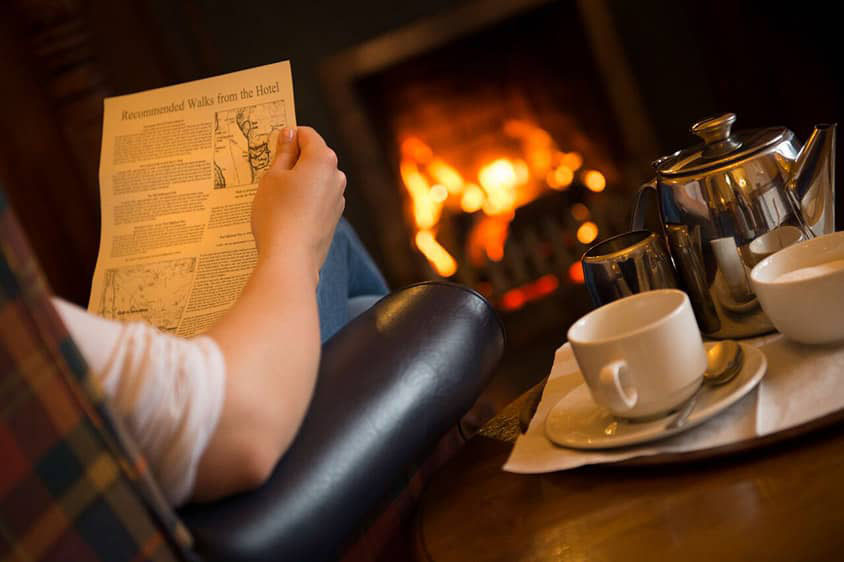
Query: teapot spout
[[787, 123, 836, 237]]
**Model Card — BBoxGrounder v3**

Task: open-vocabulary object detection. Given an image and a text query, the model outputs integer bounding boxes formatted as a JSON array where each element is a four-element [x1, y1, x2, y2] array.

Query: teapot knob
[[691, 113, 737, 144]]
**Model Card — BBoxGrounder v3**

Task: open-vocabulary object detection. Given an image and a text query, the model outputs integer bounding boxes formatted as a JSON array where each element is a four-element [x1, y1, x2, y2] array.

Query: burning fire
[[399, 120, 606, 286], [414, 230, 457, 277], [583, 170, 606, 192], [499, 274, 561, 311], [577, 221, 599, 244]]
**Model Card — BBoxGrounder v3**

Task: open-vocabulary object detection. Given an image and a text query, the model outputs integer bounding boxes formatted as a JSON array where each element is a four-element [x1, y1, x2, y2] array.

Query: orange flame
[[568, 262, 585, 283], [514, 159, 530, 184], [500, 288, 526, 311], [504, 120, 556, 178], [398, 123, 607, 289], [547, 165, 573, 190], [577, 221, 599, 244], [498, 274, 560, 311], [428, 159, 464, 194], [401, 136, 433, 163], [430, 184, 448, 203], [400, 160, 441, 229], [415, 230, 458, 277], [583, 170, 606, 192], [478, 158, 518, 215], [460, 183, 485, 213], [468, 215, 511, 264], [561, 151, 583, 171]]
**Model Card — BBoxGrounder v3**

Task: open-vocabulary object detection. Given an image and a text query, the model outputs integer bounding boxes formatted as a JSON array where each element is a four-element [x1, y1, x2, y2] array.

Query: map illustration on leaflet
[[213, 100, 288, 188], [97, 258, 196, 332]]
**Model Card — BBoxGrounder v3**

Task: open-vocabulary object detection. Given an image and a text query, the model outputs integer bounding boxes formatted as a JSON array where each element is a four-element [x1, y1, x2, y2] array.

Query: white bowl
[[750, 230, 844, 344]]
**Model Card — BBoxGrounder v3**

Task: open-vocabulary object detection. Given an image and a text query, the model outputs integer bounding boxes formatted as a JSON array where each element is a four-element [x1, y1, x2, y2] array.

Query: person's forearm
[[194, 249, 320, 501], [209, 250, 320, 403], [190, 125, 344, 502]]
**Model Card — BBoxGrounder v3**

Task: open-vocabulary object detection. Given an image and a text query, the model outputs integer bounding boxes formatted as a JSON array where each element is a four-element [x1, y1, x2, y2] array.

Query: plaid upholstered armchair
[[0, 190, 505, 561]]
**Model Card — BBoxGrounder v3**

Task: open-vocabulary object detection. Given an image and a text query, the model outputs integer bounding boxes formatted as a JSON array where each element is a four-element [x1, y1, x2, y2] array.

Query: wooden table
[[416, 400, 844, 561]]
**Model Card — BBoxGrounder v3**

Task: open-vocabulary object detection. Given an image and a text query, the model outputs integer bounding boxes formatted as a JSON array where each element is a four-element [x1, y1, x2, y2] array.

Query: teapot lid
[[655, 113, 789, 177]]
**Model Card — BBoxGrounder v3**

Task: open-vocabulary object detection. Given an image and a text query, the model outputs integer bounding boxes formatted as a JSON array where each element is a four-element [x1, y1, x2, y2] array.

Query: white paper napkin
[[503, 334, 844, 473]]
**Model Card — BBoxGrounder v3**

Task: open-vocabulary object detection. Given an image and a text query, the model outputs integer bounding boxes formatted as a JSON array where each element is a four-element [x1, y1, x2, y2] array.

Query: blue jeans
[[316, 219, 389, 342]]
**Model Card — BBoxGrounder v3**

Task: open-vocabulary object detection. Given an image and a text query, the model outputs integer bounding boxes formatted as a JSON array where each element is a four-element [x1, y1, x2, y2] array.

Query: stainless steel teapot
[[632, 113, 836, 338]]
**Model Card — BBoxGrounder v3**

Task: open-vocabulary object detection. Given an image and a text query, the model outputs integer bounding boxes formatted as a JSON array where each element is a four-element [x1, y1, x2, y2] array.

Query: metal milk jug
[[632, 113, 836, 338]]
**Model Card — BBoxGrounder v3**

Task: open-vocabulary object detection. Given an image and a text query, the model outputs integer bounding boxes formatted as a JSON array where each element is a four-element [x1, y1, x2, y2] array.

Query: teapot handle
[[631, 178, 658, 231]]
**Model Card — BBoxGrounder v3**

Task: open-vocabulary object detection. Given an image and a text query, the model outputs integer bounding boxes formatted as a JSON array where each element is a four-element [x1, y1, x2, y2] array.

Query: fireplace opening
[[355, 0, 633, 310], [322, 0, 654, 418]]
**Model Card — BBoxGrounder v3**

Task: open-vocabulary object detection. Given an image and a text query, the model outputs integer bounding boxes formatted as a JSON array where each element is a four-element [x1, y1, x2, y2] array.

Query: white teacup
[[567, 289, 707, 419], [750, 230, 844, 344]]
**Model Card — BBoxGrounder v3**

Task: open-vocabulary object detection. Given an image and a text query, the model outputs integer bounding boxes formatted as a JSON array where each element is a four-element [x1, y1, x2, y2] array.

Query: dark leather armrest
[[179, 281, 505, 561]]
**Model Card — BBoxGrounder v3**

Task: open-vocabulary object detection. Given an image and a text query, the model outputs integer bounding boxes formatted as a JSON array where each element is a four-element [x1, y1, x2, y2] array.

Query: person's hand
[[251, 126, 346, 278]]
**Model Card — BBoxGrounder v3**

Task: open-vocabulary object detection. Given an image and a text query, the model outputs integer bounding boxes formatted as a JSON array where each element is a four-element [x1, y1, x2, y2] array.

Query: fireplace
[[321, 0, 657, 409]]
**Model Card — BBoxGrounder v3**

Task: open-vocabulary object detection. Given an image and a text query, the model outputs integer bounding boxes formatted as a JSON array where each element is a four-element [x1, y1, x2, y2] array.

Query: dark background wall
[[0, 0, 840, 305]]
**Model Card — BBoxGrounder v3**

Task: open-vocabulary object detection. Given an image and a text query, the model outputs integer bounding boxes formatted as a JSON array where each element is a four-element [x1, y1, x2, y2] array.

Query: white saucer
[[545, 342, 767, 449]]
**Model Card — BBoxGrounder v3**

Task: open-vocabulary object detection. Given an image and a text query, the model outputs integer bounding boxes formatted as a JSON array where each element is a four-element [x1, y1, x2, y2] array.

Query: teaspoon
[[666, 340, 744, 430]]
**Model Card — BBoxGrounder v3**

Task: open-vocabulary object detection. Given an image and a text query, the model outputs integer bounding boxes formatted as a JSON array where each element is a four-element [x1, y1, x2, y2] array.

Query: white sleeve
[[51, 297, 226, 507]]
